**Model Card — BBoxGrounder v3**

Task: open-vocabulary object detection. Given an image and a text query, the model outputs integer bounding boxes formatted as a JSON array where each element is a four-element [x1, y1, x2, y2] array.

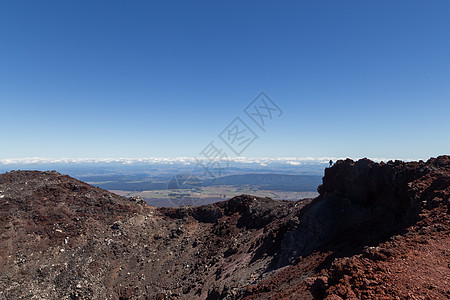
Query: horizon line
[[0, 156, 426, 165]]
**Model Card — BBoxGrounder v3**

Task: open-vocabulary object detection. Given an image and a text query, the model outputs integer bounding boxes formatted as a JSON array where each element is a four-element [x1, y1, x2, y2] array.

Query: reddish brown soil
[[0, 156, 448, 299], [242, 156, 450, 300]]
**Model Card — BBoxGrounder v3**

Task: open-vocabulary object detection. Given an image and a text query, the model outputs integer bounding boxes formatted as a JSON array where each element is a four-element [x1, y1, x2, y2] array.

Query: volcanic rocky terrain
[[0, 156, 449, 299]]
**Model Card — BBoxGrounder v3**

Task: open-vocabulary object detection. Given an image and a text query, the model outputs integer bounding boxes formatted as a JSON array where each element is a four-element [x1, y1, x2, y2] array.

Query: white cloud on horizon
[[0, 156, 414, 166]]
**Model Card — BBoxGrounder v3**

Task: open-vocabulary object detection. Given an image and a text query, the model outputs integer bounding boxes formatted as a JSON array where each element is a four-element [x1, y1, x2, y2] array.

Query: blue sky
[[1, 1, 449, 160]]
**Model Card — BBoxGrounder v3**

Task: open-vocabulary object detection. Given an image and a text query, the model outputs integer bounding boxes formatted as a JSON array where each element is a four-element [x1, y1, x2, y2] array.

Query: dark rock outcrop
[[243, 156, 450, 300]]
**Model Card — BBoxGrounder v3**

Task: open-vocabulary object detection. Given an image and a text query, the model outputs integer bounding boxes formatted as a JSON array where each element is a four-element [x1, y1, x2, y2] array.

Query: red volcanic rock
[[244, 156, 450, 299], [0, 156, 448, 299], [0, 170, 310, 299]]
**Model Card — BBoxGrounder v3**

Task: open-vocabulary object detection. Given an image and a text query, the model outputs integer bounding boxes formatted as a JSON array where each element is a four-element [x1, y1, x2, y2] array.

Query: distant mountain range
[[0, 160, 327, 192], [205, 174, 322, 191], [85, 174, 322, 192]]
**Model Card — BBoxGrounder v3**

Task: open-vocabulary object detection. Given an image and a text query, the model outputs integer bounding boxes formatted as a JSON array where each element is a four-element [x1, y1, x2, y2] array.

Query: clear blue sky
[[1, 1, 449, 159]]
